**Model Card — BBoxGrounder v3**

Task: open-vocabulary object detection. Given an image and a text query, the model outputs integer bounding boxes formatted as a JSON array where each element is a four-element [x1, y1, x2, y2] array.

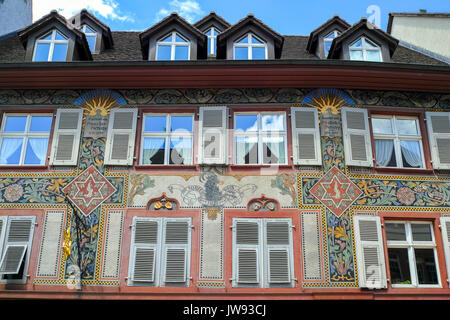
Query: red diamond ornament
[[63, 165, 117, 216], [309, 166, 362, 217]]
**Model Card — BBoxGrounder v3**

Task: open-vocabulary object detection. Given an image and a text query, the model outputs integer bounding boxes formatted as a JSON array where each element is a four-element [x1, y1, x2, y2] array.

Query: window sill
[[373, 167, 434, 175], [134, 164, 199, 170], [0, 165, 49, 170]]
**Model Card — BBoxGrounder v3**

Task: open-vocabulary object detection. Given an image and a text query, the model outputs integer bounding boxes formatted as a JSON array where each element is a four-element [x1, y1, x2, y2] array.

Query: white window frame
[[155, 31, 191, 61], [128, 217, 191, 287], [0, 113, 53, 166], [81, 24, 97, 53], [371, 115, 425, 169], [323, 29, 340, 57], [349, 36, 382, 62], [385, 221, 441, 288], [233, 33, 268, 60], [140, 113, 194, 165], [231, 218, 295, 288], [205, 27, 219, 55], [32, 29, 69, 62], [233, 111, 288, 165]]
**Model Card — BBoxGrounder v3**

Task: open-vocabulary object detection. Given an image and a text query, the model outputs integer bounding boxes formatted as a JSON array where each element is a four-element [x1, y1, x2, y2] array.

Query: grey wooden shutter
[[49, 108, 83, 166], [233, 219, 261, 285], [265, 219, 292, 284], [426, 112, 450, 169], [440, 217, 450, 284], [291, 107, 322, 165], [104, 108, 138, 165], [130, 218, 159, 283], [353, 215, 387, 289], [342, 107, 373, 167], [162, 219, 191, 284], [0, 217, 35, 277], [198, 106, 228, 165]]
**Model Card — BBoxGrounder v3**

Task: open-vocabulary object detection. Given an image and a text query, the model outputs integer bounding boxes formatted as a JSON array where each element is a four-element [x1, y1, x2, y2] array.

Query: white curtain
[[263, 136, 286, 164], [27, 138, 48, 164], [401, 140, 422, 168], [235, 136, 257, 164], [374, 139, 394, 167], [0, 138, 22, 164], [142, 138, 165, 164], [170, 137, 193, 165]]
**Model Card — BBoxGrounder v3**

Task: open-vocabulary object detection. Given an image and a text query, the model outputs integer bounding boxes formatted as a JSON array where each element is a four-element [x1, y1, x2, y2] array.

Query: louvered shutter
[[162, 219, 191, 284], [104, 108, 138, 165], [439, 217, 450, 284], [130, 218, 159, 283], [49, 108, 83, 166], [291, 107, 322, 165], [265, 219, 292, 284], [0, 217, 6, 257], [342, 107, 373, 167], [198, 106, 228, 165], [353, 215, 387, 289], [233, 219, 261, 285], [0, 217, 35, 277], [426, 112, 450, 169]]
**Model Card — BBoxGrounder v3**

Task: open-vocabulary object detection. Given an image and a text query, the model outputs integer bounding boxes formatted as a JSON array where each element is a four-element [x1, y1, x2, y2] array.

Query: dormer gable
[[139, 12, 207, 60], [216, 14, 284, 60], [17, 10, 92, 62], [194, 11, 231, 33]]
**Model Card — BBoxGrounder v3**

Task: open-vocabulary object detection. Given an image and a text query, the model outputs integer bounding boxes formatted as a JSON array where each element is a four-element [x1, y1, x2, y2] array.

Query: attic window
[[323, 30, 340, 57], [349, 36, 382, 62], [233, 33, 267, 60], [156, 32, 190, 61], [205, 27, 219, 55], [81, 24, 97, 52], [33, 30, 68, 62]]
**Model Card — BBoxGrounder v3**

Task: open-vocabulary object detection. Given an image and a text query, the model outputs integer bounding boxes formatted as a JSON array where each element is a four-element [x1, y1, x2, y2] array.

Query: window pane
[[30, 116, 52, 132], [261, 114, 285, 131], [54, 31, 66, 40], [40, 33, 52, 41], [51, 43, 68, 61], [250, 35, 263, 44], [170, 115, 193, 133], [372, 117, 393, 134], [388, 248, 411, 285], [84, 25, 96, 34], [349, 49, 363, 61], [234, 46, 248, 60], [396, 119, 418, 135], [415, 249, 439, 285], [207, 38, 211, 54], [175, 33, 187, 43], [374, 139, 396, 167], [364, 38, 378, 48], [4, 116, 27, 132], [174, 45, 189, 60], [400, 140, 423, 168], [34, 43, 50, 61], [160, 34, 172, 42], [386, 223, 407, 241], [325, 31, 337, 39], [169, 137, 193, 165], [411, 224, 432, 242], [351, 39, 363, 48], [235, 114, 258, 132], [235, 136, 258, 164], [144, 115, 167, 132], [252, 47, 266, 60], [237, 35, 249, 44], [366, 50, 381, 62], [0, 138, 23, 164], [86, 35, 96, 51], [24, 138, 48, 165], [157, 45, 172, 60], [262, 136, 286, 164], [211, 38, 216, 55], [324, 40, 332, 56], [142, 137, 165, 164]]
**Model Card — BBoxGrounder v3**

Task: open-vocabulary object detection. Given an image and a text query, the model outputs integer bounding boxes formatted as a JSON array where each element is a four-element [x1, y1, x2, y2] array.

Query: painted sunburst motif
[[74, 89, 126, 116], [300, 89, 355, 114]]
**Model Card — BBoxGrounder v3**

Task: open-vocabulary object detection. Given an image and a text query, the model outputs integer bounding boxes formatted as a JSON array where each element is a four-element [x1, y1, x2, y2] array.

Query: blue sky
[[33, 0, 450, 34]]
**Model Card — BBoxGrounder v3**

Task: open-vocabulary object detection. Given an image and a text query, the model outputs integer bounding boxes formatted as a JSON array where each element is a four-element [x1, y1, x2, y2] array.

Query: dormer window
[[81, 24, 97, 52], [324, 30, 340, 57], [233, 33, 267, 60], [349, 36, 382, 62], [156, 31, 190, 61], [33, 30, 68, 62], [205, 27, 219, 55]]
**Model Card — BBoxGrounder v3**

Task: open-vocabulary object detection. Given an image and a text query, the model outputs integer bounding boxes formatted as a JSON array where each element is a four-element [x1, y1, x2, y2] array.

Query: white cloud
[[155, 0, 204, 23], [32, 0, 134, 22]]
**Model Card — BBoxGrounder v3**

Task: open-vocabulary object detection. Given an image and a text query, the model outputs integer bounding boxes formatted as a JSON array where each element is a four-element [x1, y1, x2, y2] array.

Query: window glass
[[262, 136, 286, 164], [237, 35, 249, 44], [234, 47, 248, 60], [386, 223, 406, 241], [0, 138, 23, 164], [29, 116, 52, 132], [160, 34, 172, 42], [157, 45, 172, 60], [84, 25, 96, 34], [252, 47, 266, 60], [351, 39, 363, 48], [251, 35, 263, 44], [261, 114, 285, 131], [145, 115, 167, 132], [174, 45, 189, 60], [51, 43, 68, 61], [54, 31, 66, 40], [175, 34, 187, 43], [169, 137, 193, 165], [171, 116, 193, 133], [366, 50, 381, 62], [235, 136, 258, 164], [372, 117, 393, 134], [388, 248, 412, 285], [235, 114, 258, 132], [156, 32, 189, 61], [411, 224, 432, 242], [374, 139, 396, 167], [415, 249, 439, 285], [24, 137, 48, 165], [86, 36, 96, 51], [41, 33, 53, 41], [400, 140, 422, 168], [349, 50, 363, 61], [142, 137, 165, 164], [396, 119, 418, 135], [4, 116, 27, 132], [34, 43, 50, 62]]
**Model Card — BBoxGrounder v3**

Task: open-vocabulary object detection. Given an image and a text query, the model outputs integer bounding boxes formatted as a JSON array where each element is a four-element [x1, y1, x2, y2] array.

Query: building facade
[[0, 0, 32, 37], [0, 9, 449, 300]]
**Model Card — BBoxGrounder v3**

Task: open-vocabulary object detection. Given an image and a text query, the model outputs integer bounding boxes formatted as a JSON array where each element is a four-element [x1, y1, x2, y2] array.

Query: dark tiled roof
[[93, 32, 142, 61], [0, 32, 26, 63], [281, 36, 318, 60], [391, 45, 448, 66]]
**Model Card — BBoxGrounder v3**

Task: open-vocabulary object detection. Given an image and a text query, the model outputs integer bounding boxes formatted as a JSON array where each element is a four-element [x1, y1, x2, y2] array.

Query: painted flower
[[396, 186, 415, 206], [4, 184, 24, 202]]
